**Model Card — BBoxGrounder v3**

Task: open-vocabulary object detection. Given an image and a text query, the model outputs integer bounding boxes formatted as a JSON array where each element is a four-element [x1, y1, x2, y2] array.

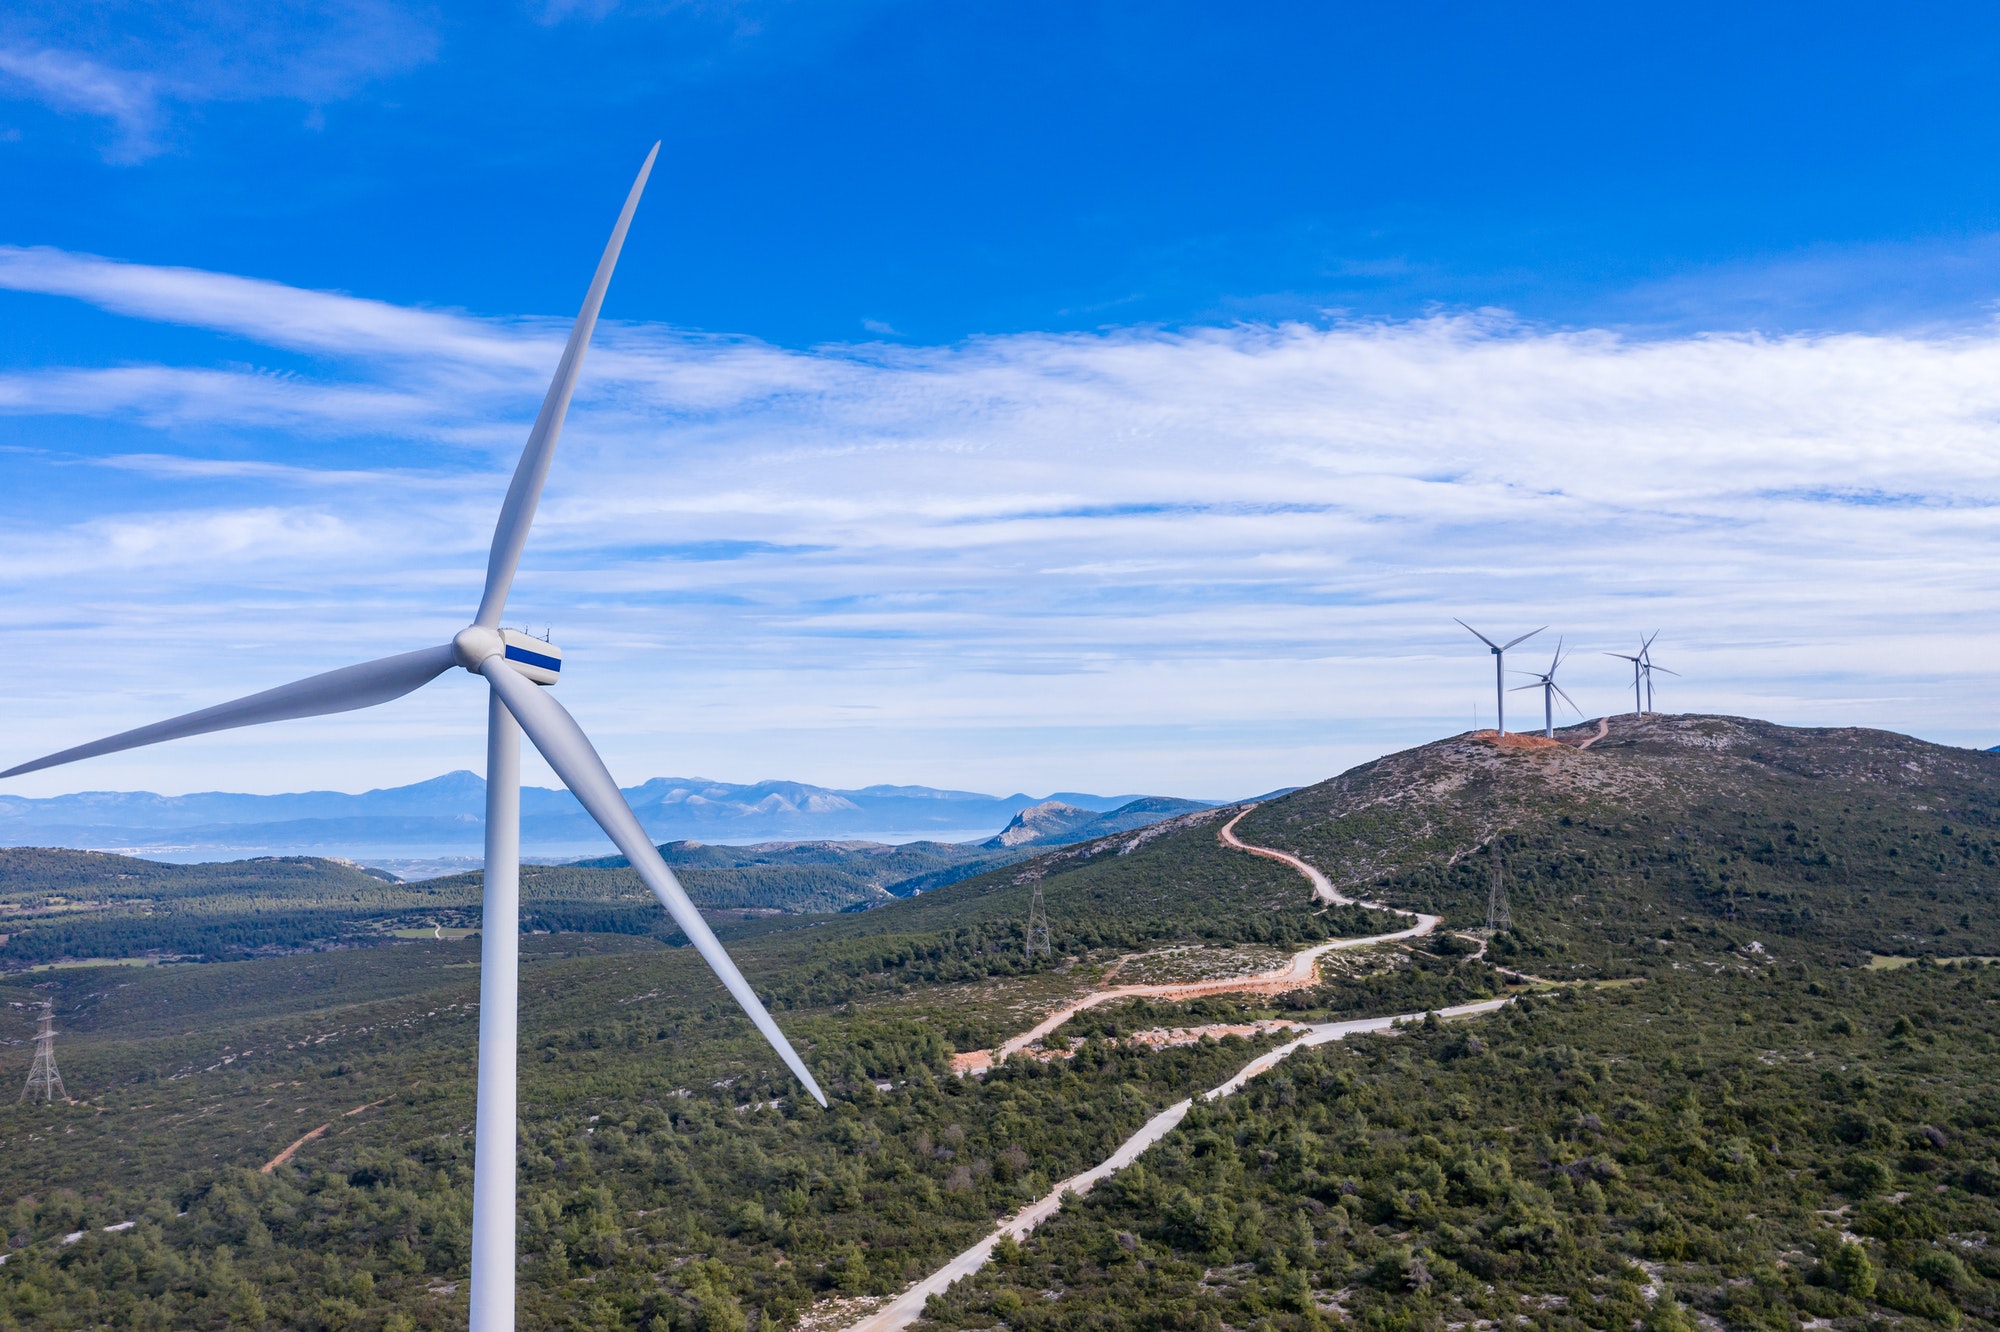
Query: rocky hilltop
[[983, 795, 1213, 849], [1237, 713, 2000, 968]]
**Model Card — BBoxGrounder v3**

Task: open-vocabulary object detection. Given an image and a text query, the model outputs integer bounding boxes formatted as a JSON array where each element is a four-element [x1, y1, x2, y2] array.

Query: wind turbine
[[1640, 634, 1679, 712], [1456, 620, 1545, 736], [1606, 632, 1668, 716], [0, 146, 827, 1331], [1509, 638, 1580, 738]]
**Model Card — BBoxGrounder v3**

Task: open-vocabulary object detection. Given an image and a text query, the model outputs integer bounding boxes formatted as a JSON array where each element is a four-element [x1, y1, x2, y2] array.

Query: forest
[[923, 961, 2000, 1332], [0, 838, 1022, 971]]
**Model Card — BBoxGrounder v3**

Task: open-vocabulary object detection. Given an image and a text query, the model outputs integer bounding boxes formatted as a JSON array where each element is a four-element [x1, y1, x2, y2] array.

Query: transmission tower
[[1485, 839, 1512, 935], [21, 1003, 69, 1104], [1024, 881, 1052, 960]]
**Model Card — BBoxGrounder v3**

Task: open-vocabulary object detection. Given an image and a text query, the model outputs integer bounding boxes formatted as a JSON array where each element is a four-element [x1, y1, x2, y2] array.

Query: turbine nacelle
[[453, 626, 563, 685]]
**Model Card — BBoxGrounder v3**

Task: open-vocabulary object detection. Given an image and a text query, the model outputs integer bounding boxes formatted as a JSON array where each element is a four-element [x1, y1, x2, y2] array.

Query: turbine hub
[[452, 625, 504, 671]]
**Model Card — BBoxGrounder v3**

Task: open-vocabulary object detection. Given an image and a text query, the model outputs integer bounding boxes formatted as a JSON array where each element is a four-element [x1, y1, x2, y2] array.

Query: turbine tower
[[1606, 632, 1671, 716], [1640, 635, 1678, 713], [1509, 638, 1580, 739], [1456, 620, 1545, 737], [1606, 635, 1649, 716], [20, 1003, 68, 1104], [0, 146, 827, 1331]]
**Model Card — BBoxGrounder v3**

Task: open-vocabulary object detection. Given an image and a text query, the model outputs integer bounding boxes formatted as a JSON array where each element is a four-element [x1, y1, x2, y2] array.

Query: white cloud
[[0, 364, 451, 433], [2, 248, 1999, 797], [0, 2, 435, 161], [0, 246, 538, 367], [0, 46, 157, 150]]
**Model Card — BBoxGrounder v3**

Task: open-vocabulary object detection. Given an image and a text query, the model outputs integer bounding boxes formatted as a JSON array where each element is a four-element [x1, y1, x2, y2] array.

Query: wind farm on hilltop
[[8, 9, 2000, 1332], [1457, 622, 1681, 744]]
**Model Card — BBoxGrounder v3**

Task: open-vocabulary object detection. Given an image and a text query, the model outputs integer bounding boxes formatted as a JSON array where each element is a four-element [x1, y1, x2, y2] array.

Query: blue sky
[[3, 2, 2000, 801], [11, 3, 2000, 344]]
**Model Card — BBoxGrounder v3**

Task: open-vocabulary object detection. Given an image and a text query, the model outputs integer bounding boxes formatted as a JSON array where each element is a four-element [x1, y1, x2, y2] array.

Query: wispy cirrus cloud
[[0, 1, 435, 161], [0, 246, 534, 366], [0, 364, 448, 434], [4, 245, 2000, 797], [0, 46, 158, 154]]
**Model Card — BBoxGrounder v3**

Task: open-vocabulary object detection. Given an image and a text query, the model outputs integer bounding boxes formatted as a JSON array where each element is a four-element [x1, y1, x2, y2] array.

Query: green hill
[[0, 715, 1995, 1331], [1246, 713, 2000, 971]]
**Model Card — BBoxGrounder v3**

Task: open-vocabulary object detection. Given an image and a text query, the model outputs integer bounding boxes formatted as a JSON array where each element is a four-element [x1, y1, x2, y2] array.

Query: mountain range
[[0, 772, 1210, 865]]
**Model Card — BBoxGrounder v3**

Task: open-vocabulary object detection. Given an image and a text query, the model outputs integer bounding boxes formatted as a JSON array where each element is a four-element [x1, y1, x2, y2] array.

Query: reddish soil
[[1470, 730, 1562, 750]]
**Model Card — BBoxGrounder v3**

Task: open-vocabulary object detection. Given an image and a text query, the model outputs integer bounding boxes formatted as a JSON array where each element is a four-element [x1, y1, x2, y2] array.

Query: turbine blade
[[482, 661, 827, 1107], [1651, 665, 1682, 677], [1501, 626, 1547, 651], [1, 645, 457, 780], [1454, 619, 1500, 650], [474, 144, 660, 630], [1552, 683, 1583, 715]]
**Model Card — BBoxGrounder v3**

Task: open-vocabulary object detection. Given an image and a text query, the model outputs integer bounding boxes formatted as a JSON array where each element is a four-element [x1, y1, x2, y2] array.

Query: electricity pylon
[[21, 1003, 69, 1104], [1485, 840, 1512, 935], [1024, 881, 1052, 959]]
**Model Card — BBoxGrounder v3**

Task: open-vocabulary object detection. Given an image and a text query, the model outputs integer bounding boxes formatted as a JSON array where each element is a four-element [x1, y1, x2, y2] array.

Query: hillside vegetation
[[0, 839, 1017, 969], [0, 715, 1994, 1332], [0, 796, 1218, 970], [1246, 715, 2000, 971]]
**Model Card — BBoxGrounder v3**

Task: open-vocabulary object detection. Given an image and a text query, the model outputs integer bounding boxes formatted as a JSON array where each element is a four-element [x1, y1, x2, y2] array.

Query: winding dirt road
[[840, 811, 1486, 1332], [948, 808, 1438, 1075]]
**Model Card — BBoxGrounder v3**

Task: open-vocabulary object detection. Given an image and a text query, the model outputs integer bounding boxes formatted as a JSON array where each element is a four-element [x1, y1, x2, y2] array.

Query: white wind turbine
[[1456, 620, 1545, 736], [1509, 637, 1580, 738], [1606, 631, 1670, 716], [1640, 633, 1678, 712], [0, 145, 826, 1331]]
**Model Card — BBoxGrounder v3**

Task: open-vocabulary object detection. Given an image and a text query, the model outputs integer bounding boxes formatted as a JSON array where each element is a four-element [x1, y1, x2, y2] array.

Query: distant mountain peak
[[984, 796, 1214, 849], [988, 800, 1096, 847]]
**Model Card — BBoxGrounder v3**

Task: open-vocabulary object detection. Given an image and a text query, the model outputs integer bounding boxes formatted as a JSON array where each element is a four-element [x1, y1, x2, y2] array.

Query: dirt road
[[949, 807, 1438, 1075], [836, 810, 1492, 1332], [842, 997, 1508, 1332]]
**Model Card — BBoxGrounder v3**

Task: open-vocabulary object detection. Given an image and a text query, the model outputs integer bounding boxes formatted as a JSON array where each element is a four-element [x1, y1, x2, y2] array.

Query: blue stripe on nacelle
[[505, 644, 562, 672]]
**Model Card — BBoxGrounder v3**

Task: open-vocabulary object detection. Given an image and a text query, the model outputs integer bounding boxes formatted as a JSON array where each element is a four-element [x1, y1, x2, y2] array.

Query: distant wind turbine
[[1606, 632, 1672, 716], [1509, 638, 1580, 738], [1640, 634, 1679, 712], [1606, 652, 1643, 714], [0, 146, 827, 1332], [1456, 620, 1545, 736]]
